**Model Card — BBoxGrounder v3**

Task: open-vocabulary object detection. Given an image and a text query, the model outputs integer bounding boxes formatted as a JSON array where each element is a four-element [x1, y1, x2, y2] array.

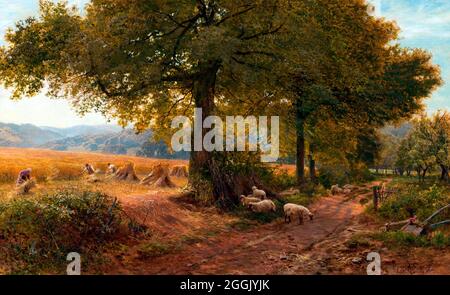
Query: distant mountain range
[[40, 125, 123, 138], [0, 122, 64, 147], [0, 122, 188, 159]]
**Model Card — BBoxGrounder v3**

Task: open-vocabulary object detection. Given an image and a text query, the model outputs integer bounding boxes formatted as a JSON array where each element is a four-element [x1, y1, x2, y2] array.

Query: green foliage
[[373, 231, 450, 249], [0, 0, 442, 200], [269, 170, 297, 191], [285, 192, 318, 207], [395, 112, 450, 181], [378, 183, 450, 222], [0, 190, 122, 273], [318, 163, 349, 188]]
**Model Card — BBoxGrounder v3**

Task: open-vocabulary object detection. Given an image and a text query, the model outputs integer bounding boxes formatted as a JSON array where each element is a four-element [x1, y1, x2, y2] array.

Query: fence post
[[373, 186, 380, 211]]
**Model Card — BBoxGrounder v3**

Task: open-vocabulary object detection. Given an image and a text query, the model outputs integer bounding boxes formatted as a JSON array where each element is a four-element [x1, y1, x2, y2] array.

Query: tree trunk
[[421, 168, 428, 182], [308, 143, 316, 183], [189, 61, 220, 177], [406, 169, 411, 177], [440, 165, 449, 181], [295, 99, 306, 187], [188, 61, 238, 204]]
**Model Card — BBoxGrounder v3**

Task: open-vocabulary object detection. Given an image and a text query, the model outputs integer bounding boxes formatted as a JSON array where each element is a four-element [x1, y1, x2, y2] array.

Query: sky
[[0, 0, 449, 127]]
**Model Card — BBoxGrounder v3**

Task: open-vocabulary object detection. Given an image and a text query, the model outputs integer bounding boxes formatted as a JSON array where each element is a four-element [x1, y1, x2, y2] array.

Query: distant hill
[[0, 122, 188, 159], [0, 122, 64, 147], [40, 124, 122, 137], [41, 128, 188, 159], [41, 129, 151, 155]]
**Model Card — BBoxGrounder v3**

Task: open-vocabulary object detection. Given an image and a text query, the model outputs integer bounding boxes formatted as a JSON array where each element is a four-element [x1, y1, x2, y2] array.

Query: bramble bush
[[0, 189, 122, 273]]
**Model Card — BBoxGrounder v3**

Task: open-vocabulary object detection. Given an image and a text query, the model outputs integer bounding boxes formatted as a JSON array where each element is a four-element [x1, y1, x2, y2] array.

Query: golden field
[[0, 147, 190, 201], [0, 147, 188, 183]]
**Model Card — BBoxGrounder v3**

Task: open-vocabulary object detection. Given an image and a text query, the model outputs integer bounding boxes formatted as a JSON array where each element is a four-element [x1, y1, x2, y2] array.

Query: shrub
[[318, 163, 349, 188], [378, 184, 450, 222], [0, 190, 122, 273], [373, 231, 450, 249]]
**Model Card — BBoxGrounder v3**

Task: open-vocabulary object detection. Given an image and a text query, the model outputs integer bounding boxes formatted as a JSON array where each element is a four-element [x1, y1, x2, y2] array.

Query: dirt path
[[108, 181, 385, 274]]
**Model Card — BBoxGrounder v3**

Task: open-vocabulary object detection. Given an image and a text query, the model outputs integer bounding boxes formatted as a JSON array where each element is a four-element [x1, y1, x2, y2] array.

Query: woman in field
[[16, 168, 32, 186]]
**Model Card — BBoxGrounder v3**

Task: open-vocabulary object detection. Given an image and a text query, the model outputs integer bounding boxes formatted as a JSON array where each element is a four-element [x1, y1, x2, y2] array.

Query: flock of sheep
[[239, 186, 314, 226]]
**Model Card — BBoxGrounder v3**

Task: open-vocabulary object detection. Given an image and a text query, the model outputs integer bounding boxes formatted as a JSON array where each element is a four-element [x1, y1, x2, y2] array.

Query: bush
[[318, 163, 349, 188], [0, 190, 122, 273], [378, 184, 450, 222], [318, 163, 374, 188], [373, 231, 450, 248]]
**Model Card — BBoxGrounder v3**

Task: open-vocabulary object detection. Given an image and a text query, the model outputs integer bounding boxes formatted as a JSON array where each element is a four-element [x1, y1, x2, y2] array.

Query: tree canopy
[[0, 0, 443, 200]]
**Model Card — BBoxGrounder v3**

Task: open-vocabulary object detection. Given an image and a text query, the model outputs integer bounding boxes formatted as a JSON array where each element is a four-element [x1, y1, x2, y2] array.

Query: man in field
[[16, 168, 32, 186]]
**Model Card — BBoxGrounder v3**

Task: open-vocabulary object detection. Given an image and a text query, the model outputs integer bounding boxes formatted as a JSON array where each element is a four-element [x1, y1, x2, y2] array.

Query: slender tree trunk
[[421, 168, 428, 182], [295, 99, 306, 187], [416, 168, 422, 181], [308, 143, 316, 183], [440, 165, 449, 181], [406, 169, 411, 177]]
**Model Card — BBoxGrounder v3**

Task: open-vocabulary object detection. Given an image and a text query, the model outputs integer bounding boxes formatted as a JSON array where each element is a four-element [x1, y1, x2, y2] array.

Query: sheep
[[251, 186, 267, 200], [248, 200, 276, 213], [283, 203, 314, 225], [239, 195, 262, 206], [331, 184, 343, 195], [343, 188, 351, 195]]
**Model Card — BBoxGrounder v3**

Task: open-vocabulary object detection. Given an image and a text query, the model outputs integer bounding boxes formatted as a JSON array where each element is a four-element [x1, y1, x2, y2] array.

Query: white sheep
[[239, 195, 262, 206], [342, 188, 351, 195], [248, 200, 276, 213], [283, 203, 314, 225], [331, 184, 343, 195], [251, 186, 267, 200]]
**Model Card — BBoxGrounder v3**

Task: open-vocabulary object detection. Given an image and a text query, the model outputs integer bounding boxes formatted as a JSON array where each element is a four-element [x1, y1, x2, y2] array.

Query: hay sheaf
[[141, 164, 176, 188], [170, 165, 188, 178], [113, 162, 140, 182]]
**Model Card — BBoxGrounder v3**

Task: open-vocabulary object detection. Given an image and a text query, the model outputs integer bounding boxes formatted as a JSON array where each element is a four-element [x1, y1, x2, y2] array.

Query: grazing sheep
[[283, 203, 314, 225], [343, 188, 351, 194], [251, 186, 267, 200], [248, 200, 276, 213], [331, 184, 343, 195], [239, 195, 262, 206]]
